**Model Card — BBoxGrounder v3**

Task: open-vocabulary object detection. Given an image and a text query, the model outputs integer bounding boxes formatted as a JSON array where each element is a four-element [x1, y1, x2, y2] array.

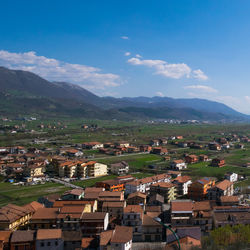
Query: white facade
[[225, 173, 238, 182], [110, 240, 132, 250], [171, 162, 187, 170]]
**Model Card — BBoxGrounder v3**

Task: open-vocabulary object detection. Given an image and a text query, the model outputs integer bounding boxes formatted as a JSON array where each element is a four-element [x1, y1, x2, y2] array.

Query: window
[[40, 242, 44, 247], [55, 241, 58, 246], [47, 242, 51, 246]]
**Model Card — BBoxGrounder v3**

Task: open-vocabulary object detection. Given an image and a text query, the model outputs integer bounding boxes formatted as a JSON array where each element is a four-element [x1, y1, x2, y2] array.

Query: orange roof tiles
[[37, 229, 62, 240]]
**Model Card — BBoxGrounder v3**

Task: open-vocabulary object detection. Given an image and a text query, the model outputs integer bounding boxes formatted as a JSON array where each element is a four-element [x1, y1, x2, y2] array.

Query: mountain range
[[0, 66, 248, 122]]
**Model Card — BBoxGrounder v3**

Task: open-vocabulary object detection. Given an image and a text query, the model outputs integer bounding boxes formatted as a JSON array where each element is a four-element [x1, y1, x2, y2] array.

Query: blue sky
[[1, 1, 250, 113]]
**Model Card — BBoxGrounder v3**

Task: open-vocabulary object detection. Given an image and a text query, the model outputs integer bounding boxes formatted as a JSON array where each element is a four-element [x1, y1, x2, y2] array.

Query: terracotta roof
[[0, 231, 12, 242], [173, 176, 191, 183], [31, 208, 58, 220], [193, 201, 211, 211], [81, 237, 95, 248], [215, 180, 233, 191], [100, 230, 113, 246], [53, 200, 95, 208], [60, 205, 86, 214], [102, 201, 125, 208], [37, 229, 62, 240], [173, 160, 185, 164], [11, 230, 35, 243], [98, 191, 122, 198], [81, 212, 107, 220], [0, 204, 30, 223], [62, 231, 82, 241], [84, 187, 104, 193], [23, 201, 43, 213], [142, 214, 161, 226], [220, 196, 239, 203], [151, 182, 175, 188], [171, 200, 193, 212], [124, 205, 143, 214], [145, 206, 162, 213], [127, 192, 146, 200], [111, 226, 133, 243]]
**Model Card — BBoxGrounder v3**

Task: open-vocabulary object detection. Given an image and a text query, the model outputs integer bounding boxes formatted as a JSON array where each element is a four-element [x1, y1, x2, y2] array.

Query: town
[[0, 121, 249, 250]]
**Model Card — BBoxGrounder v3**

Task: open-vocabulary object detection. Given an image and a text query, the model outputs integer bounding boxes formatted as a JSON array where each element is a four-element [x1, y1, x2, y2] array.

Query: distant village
[[0, 130, 250, 249]]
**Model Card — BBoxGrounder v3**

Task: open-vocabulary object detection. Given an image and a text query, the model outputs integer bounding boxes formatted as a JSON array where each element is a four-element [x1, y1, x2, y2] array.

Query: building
[[0, 231, 12, 250], [220, 196, 239, 206], [213, 206, 250, 228], [170, 200, 194, 227], [211, 158, 225, 167], [208, 143, 221, 151], [193, 201, 213, 232], [102, 201, 125, 221], [122, 205, 143, 242], [61, 189, 84, 200], [199, 154, 209, 162], [82, 142, 103, 149], [151, 147, 168, 155], [142, 214, 162, 242], [0, 204, 32, 231], [125, 174, 171, 195], [127, 192, 147, 206], [170, 160, 187, 170], [224, 172, 238, 182], [81, 212, 109, 238], [62, 231, 82, 250], [185, 155, 198, 164], [10, 230, 35, 250], [36, 229, 63, 250], [110, 161, 129, 175], [207, 180, 234, 201], [150, 182, 176, 203], [188, 177, 215, 201], [172, 176, 192, 196], [99, 225, 133, 250]]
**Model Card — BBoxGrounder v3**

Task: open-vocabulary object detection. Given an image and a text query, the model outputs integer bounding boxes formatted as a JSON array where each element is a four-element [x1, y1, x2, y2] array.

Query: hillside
[[0, 66, 248, 122]]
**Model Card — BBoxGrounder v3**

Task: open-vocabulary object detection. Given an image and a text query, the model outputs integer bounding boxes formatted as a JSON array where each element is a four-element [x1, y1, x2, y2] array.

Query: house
[[81, 212, 109, 238], [172, 176, 192, 196], [199, 154, 209, 162], [224, 172, 238, 182], [166, 227, 201, 249], [81, 237, 97, 249], [148, 194, 165, 206], [110, 161, 129, 175], [127, 192, 147, 206], [99, 225, 133, 250], [170, 200, 194, 227], [170, 160, 187, 170], [86, 162, 108, 178], [149, 140, 160, 147], [122, 205, 143, 242], [185, 155, 198, 164], [207, 180, 234, 201], [61, 189, 84, 200], [213, 206, 250, 228], [30, 208, 58, 230], [150, 182, 176, 203], [159, 138, 168, 145], [126, 146, 139, 153], [97, 191, 124, 210], [62, 231, 82, 250], [0, 204, 32, 231], [102, 201, 125, 221], [125, 173, 171, 195], [211, 158, 225, 167], [36, 229, 63, 250], [188, 177, 215, 201], [151, 147, 168, 155], [0, 231, 12, 250], [208, 143, 221, 151], [53, 200, 96, 213], [193, 201, 213, 232], [142, 214, 162, 242], [139, 145, 152, 152], [10, 230, 35, 250], [82, 142, 103, 149], [115, 142, 130, 148], [24, 164, 44, 178], [220, 196, 239, 206]]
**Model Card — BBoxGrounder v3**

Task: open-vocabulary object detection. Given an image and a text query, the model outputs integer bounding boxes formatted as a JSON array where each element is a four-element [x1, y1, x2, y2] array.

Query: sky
[[1, 0, 250, 114]]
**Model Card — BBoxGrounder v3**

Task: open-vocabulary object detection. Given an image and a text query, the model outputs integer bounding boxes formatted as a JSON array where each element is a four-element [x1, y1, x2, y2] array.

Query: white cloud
[[0, 50, 121, 90], [124, 52, 131, 56], [127, 57, 207, 80], [135, 54, 142, 58], [155, 91, 164, 97], [192, 69, 208, 81], [184, 85, 218, 93], [121, 36, 129, 40]]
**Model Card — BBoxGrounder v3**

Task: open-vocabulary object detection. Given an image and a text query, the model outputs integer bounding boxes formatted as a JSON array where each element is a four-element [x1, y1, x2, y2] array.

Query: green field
[[0, 182, 69, 207]]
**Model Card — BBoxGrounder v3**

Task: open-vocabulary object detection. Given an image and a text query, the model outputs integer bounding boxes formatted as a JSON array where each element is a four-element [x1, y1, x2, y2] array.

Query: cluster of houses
[[0, 166, 248, 250]]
